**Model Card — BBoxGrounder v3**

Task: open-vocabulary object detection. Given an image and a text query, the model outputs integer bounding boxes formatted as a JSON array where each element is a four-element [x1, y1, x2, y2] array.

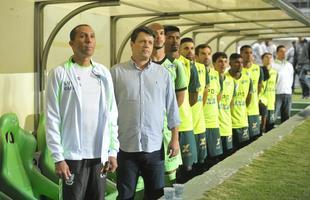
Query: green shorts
[[163, 128, 182, 172], [232, 127, 249, 147], [179, 130, 198, 168], [194, 132, 207, 163], [221, 135, 233, 152], [248, 115, 261, 138], [205, 128, 223, 157]]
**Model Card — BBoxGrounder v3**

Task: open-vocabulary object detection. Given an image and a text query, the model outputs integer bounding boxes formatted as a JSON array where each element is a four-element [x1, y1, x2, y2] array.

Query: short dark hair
[[261, 52, 272, 60], [212, 52, 227, 63], [130, 26, 155, 42], [240, 45, 252, 53], [229, 53, 242, 61], [70, 24, 91, 41], [195, 44, 212, 56], [164, 25, 180, 35], [180, 37, 194, 45], [276, 45, 285, 52]]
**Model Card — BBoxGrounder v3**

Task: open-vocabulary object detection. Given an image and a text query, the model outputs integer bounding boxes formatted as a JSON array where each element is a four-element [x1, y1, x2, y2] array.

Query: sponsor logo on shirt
[[64, 81, 73, 91]]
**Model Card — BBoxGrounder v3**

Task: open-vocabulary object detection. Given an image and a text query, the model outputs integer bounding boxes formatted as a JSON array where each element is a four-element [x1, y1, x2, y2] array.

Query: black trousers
[[62, 158, 105, 200], [116, 149, 164, 200]]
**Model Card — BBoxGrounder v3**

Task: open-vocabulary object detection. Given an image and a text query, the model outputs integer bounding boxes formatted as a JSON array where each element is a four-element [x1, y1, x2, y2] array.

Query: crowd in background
[[252, 37, 310, 99]]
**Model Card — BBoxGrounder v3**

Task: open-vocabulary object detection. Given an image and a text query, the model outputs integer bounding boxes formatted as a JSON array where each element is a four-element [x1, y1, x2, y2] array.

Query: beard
[[171, 46, 179, 52]]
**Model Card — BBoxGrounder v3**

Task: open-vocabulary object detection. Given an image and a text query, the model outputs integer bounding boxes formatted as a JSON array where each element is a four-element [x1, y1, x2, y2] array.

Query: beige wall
[[1, 0, 34, 73], [0, 0, 35, 130]]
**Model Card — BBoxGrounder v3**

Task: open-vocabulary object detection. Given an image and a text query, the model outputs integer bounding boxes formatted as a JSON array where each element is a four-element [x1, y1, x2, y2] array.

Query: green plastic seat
[[105, 179, 118, 200], [0, 113, 59, 200], [37, 113, 59, 184]]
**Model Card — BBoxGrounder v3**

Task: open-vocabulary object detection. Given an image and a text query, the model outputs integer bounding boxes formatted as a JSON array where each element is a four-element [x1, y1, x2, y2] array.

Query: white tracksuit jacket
[[45, 58, 119, 163]]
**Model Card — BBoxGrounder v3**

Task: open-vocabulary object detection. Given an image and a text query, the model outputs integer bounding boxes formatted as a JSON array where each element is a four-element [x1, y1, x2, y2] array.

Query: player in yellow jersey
[[259, 52, 278, 133], [229, 53, 253, 149], [240, 45, 263, 139], [213, 52, 235, 155], [180, 38, 208, 166], [196, 45, 223, 164], [165, 26, 200, 176]]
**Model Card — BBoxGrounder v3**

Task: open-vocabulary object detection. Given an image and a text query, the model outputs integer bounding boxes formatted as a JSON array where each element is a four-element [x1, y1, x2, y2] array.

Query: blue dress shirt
[[110, 59, 180, 153]]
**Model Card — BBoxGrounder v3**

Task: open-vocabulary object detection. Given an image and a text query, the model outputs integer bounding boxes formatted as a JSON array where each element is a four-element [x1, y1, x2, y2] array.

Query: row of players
[[146, 23, 278, 185]]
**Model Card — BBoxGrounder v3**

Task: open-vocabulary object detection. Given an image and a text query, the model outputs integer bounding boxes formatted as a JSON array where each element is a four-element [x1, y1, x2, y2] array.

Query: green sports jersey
[[260, 67, 277, 110], [218, 72, 235, 136], [242, 63, 262, 116], [191, 62, 206, 134], [158, 56, 187, 91], [204, 67, 221, 128], [177, 55, 194, 131], [231, 72, 252, 128]]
